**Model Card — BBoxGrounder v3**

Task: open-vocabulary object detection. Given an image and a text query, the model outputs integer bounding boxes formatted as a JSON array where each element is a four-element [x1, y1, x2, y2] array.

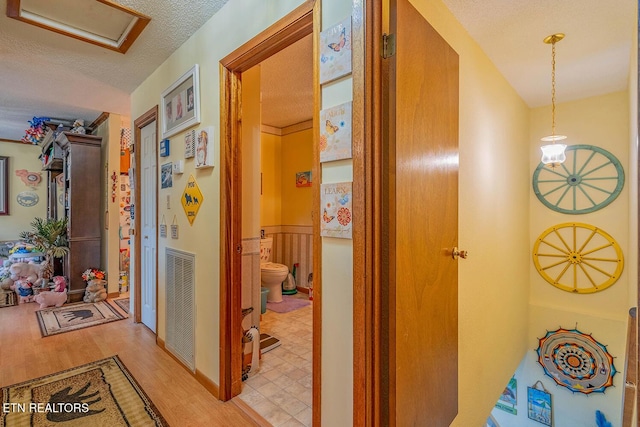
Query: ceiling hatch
[[6, 0, 151, 54]]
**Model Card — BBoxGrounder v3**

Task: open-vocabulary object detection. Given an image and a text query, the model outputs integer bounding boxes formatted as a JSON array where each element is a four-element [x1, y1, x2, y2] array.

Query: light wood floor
[[0, 300, 258, 427]]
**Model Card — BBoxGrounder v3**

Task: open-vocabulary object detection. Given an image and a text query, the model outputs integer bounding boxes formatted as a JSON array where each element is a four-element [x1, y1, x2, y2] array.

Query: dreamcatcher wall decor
[[536, 327, 616, 395]]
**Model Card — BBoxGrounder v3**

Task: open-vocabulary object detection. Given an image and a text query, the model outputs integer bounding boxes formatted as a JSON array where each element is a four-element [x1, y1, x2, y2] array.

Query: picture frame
[[0, 156, 8, 215], [161, 64, 200, 139], [527, 381, 553, 426], [296, 171, 312, 187], [495, 376, 517, 415], [161, 162, 173, 189], [195, 126, 215, 168]]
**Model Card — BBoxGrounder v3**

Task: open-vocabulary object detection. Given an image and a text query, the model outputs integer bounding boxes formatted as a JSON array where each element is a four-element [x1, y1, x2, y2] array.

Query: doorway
[[218, 0, 318, 416], [133, 107, 159, 332]]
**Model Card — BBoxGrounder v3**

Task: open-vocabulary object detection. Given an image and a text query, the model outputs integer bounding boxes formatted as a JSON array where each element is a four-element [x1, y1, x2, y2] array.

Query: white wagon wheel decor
[[532, 145, 624, 214], [532, 222, 624, 294]]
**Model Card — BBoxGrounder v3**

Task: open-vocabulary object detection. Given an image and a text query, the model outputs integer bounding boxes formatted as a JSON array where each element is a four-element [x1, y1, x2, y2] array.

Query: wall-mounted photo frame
[[161, 64, 200, 139], [161, 162, 173, 189], [527, 381, 553, 426], [195, 126, 215, 168], [296, 171, 312, 187], [0, 156, 8, 215]]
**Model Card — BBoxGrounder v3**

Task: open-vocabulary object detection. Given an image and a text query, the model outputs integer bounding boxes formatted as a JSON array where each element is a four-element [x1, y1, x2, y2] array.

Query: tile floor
[[238, 293, 313, 426]]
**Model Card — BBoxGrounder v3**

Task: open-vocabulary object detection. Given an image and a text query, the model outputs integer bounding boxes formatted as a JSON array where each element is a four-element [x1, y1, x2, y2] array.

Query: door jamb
[[133, 106, 159, 332], [218, 0, 317, 403]]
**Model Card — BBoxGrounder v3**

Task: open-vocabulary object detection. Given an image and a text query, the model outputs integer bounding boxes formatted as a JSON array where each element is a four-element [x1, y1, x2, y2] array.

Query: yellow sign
[[181, 174, 203, 225]]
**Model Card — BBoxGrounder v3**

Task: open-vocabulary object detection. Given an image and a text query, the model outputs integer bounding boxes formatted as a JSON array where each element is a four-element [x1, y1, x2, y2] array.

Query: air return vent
[[166, 248, 195, 371]]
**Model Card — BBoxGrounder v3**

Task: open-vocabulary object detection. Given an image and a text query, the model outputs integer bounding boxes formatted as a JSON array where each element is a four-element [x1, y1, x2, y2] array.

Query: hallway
[[0, 301, 257, 426]]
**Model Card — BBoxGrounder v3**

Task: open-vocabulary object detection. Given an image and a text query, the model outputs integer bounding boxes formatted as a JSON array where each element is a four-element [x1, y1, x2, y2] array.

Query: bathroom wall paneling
[[219, 0, 318, 405], [262, 225, 313, 287]]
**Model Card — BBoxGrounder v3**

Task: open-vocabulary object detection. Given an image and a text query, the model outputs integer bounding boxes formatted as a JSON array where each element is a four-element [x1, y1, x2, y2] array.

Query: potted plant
[[19, 217, 69, 284]]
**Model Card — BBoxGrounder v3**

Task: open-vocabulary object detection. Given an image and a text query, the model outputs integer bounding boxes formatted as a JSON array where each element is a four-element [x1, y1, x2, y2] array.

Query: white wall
[[130, 0, 306, 385]]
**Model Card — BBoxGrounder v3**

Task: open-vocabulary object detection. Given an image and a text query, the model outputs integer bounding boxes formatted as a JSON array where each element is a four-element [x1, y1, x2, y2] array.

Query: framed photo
[[528, 382, 553, 426], [161, 162, 173, 189], [161, 64, 200, 139], [296, 171, 312, 187], [195, 127, 215, 168], [0, 156, 8, 215]]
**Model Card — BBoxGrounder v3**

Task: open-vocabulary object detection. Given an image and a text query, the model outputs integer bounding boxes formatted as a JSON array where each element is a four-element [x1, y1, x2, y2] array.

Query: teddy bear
[[34, 289, 67, 309], [83, 281, 107, 303], [9, 262, 42, 285], [52, 276, 67, 293], [13, 279, 34, 303]]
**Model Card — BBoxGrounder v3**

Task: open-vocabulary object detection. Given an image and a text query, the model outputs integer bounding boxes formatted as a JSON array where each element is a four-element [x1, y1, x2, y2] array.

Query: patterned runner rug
[[36, 301, 126, 337], [0, 356, 168, 426], [113, 298, 130, 314]]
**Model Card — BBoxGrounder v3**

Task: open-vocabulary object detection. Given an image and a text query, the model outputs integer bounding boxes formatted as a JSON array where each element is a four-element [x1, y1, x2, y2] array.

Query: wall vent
[[166, 248, 196, 371]]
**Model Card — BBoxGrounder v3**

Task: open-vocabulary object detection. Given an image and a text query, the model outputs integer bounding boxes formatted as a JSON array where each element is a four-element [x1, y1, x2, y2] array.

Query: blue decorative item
[[595, 410, 612, 427], [21, 116, 51, 145], [160, 138, 170, 157]]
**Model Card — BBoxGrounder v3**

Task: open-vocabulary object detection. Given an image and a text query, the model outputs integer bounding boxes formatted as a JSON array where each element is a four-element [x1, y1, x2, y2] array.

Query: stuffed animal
[[14, 279, 33, 303], [0, 260, 13, 290], [83, 281, 107, 303], [52, 276, 67, 292], [70, 119, 86, 134], [34, 290, 67, 309], [9, 262, 42, 284]]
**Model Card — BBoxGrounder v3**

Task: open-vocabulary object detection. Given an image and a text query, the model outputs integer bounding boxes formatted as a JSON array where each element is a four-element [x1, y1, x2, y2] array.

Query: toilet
[[260, 237, 288, 303]]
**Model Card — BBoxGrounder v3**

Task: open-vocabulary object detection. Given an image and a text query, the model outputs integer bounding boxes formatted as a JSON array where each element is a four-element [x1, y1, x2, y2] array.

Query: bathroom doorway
[[237, 33, 315, 425], [218, 3, 320, 423]]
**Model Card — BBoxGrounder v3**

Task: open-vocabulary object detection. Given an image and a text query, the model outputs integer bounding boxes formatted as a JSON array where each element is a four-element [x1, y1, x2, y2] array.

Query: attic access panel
[[6, 0, 150, 54]]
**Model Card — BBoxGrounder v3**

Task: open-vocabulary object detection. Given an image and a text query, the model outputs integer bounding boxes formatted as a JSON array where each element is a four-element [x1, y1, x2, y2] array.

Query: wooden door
[[141, 121, 157, 333], [382, 0, 460, 424]]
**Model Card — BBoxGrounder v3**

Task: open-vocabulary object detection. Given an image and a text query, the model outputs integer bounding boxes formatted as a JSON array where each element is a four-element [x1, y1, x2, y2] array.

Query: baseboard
[[107, 292, 119, 299], [156, 337, 219, 399]]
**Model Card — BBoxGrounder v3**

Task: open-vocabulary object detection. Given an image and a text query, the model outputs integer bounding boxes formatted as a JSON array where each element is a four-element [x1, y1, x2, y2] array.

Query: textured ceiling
[[260, 34, 313, 128], [441, 0, 636, 107], [0, 0, 229, 141], [0, 0, 635, 141]]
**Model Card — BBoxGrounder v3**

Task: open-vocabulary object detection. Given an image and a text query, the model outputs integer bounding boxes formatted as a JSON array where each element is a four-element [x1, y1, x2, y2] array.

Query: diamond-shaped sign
[[181, 174, 203, 225]]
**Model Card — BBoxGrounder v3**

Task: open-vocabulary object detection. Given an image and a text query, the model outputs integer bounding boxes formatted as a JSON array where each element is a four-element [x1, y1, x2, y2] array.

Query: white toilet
[[260, 237, 288, 303]]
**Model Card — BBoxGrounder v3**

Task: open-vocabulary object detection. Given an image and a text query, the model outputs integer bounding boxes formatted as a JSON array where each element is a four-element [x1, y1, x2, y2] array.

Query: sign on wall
[[181, 174, 203, 225]]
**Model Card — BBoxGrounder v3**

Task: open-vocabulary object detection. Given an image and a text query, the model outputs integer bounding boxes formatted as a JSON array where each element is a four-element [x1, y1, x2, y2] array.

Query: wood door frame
[[218, 0, 318, 404], [133, 106, 159, 334]]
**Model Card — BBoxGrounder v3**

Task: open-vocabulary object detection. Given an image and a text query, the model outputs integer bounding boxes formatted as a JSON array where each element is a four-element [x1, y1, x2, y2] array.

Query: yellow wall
[[0, 141, 47, 240], [261, 127, 313, 227], [281, 128, 313, 226], [130, 0, 306, 384], [260, 132, 282, 227]]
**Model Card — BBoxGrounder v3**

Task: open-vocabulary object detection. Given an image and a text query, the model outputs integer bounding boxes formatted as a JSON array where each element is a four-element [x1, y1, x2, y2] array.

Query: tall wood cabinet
[[42, 131, 102, 302]]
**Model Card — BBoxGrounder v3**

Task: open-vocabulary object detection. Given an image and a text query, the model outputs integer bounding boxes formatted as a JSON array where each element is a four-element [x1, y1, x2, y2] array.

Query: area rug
[[266, 295, 310, 313], [0, 356, 168, 426], [0, 290, 16, 308], [260, 333, 281, 353], [113, 297, 130, 314], [36, 301, 126, 337]]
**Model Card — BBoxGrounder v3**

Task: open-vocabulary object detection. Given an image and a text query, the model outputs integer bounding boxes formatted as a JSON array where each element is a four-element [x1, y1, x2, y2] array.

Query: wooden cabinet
[[43, 131, 103, 302]]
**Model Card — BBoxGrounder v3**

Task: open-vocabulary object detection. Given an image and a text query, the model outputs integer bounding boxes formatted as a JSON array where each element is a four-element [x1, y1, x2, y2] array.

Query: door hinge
[[382, 33, 396, 59]]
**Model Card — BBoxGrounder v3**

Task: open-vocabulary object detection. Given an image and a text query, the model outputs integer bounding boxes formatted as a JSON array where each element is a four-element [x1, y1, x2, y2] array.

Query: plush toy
[[70, 119, 86, 134], [52, 276, 67, 292], [34, 290, 67, 309], [14, 279, 33, 303], [9, 262, 42, 284], [0, 260, 13, 290], [83, 281, 107, 303]]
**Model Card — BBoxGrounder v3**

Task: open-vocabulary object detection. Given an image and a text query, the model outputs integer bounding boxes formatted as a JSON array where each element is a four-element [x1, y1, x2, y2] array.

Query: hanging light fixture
[[540, 33, 567, 167]]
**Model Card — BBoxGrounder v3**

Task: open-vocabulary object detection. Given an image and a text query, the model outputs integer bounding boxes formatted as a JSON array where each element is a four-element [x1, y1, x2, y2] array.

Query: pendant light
[[540, 33, 567, 167]]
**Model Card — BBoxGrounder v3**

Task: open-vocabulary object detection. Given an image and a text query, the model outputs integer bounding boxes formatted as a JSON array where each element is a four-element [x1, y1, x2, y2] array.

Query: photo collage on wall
[[319, 16, 354, 239]]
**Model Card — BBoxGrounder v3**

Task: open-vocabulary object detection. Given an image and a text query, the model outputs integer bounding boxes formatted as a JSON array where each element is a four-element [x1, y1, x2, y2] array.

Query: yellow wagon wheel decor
[[533, 223, 624, 294]]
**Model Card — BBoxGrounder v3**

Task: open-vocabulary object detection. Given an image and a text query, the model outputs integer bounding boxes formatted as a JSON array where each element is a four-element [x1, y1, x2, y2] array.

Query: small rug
[[0, 290, 16, 308], [260, 333, 281, 353], [266, 295, 310, 313], [113, 297, 130, 314], [36, 301, 126, 337], [0, 356, 168, 426]]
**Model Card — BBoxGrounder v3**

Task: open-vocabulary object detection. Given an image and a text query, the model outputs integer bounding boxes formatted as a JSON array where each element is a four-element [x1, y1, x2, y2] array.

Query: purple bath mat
[[267, 295, 311, 313]]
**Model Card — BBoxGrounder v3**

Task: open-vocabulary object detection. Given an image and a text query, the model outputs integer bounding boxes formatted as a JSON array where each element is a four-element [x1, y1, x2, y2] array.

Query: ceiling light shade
[[540, 33, 567, 167]]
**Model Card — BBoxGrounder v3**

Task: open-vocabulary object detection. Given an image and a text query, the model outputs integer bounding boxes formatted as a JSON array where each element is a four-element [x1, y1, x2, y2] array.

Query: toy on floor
[[83, 280, 107, 303], [52, 276, 67, 292], [34, 289, 67, 309], [9, 262, 44, 287], [14, 279, 33, 303]]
